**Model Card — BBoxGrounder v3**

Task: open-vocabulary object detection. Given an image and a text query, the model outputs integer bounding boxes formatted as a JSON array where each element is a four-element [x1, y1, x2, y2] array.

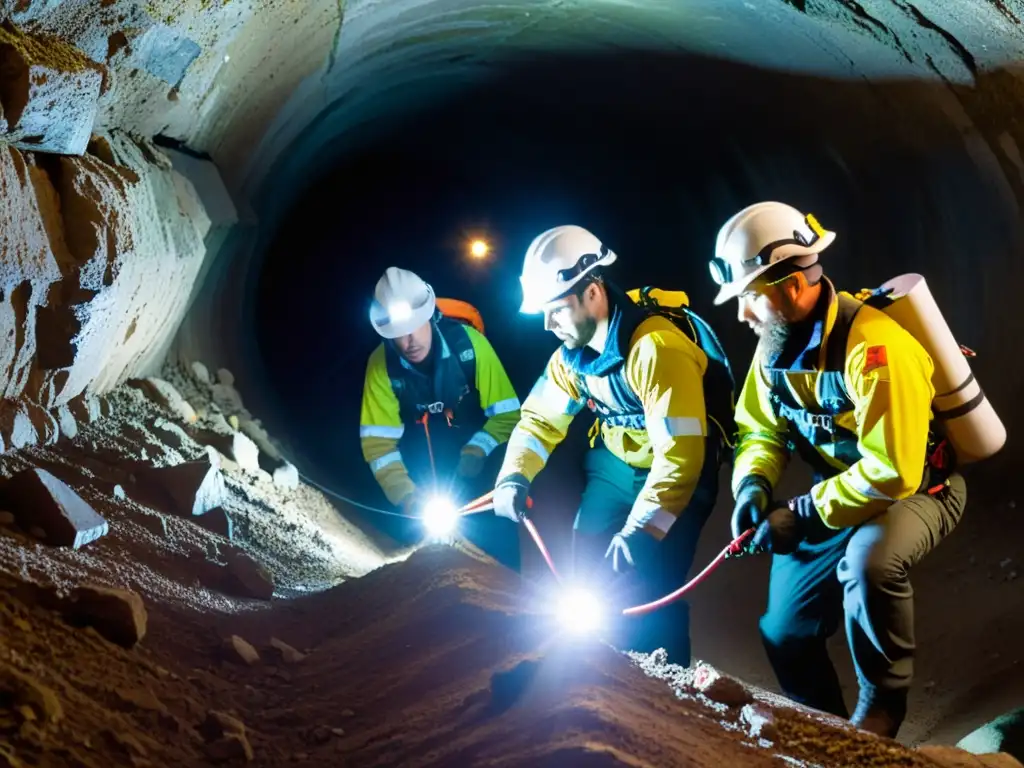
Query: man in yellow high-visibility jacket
[[494, 225, 735, 665], [709, 201, 967, 738], [360, 267, 522, 569]]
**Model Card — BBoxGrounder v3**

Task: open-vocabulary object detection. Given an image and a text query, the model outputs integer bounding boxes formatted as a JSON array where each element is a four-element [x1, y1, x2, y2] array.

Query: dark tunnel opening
[[254, 47, 1021, 520]]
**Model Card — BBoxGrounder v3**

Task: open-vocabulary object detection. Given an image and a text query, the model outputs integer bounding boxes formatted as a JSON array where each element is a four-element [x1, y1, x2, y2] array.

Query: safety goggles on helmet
[[708, 213, 826, 286], [555, 245, 612, 286]]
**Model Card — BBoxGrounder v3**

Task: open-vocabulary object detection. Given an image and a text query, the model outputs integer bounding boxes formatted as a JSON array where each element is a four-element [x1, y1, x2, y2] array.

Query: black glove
[[731, 475, 772, 539], [605, 530, 659, 575], [750, 493, 817, 555], [493, 473, 530, 522]]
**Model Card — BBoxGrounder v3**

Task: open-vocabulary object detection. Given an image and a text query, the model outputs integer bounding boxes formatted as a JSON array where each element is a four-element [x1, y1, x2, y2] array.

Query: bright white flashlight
[[556, 586, 605, 635], [422, 495, 459, 539], [388, 301, 413, 323]]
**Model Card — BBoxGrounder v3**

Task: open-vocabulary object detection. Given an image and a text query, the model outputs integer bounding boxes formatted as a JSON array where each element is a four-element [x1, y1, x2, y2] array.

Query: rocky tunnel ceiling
[[9, 0, 1021, 482]]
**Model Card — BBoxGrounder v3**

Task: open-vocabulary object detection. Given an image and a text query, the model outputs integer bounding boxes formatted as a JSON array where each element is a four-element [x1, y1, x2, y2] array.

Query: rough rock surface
[[0, 466, 108, 548], [0, 381, 1019, 767], [225, 634, 260, 666], [62, 584, 147, 648], [127, 377, 197, 424], [0, 20, 104, 154], [222, 548, 274, 600], [0, 121, 210, 456], [693, 662, 752, 708], [132, 454, 226, 519]]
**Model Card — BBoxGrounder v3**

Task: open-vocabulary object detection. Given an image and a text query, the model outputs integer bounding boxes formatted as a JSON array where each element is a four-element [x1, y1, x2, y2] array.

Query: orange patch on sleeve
[[863, 345, 888, 374]]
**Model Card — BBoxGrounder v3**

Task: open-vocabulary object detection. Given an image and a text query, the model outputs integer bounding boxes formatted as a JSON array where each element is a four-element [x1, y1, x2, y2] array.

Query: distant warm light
[[469, 239, 489, 259]]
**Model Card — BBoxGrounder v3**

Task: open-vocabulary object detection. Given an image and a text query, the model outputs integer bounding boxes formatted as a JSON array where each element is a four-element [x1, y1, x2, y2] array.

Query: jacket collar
[[561, 293, 644, 377]]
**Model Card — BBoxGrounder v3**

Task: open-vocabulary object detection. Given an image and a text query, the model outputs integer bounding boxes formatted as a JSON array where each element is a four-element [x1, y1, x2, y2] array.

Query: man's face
[[393, 321, 433, 364], [736, 281, 800, 357], [542, 292, 598, 349], [736, 285, 788, 337]]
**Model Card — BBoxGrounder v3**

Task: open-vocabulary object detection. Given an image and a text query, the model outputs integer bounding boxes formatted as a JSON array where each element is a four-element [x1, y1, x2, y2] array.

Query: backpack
[[627, 286, 738, 450]]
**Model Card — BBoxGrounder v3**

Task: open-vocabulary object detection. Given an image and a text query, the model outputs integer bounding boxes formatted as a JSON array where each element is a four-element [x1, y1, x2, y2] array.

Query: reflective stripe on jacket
[[361, 325, 521, 504], [499, 313, 709, 540], [732, 279, 936, 528]]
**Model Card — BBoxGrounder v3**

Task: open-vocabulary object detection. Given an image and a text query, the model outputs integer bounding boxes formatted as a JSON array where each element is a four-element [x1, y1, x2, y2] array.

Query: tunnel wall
[[0, 11, 226, 452]]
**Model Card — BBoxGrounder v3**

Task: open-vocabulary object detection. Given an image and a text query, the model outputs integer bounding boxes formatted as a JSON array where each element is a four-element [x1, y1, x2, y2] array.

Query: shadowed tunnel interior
[[219, 9, 1024, 745], [253, 48, 1022, 508]]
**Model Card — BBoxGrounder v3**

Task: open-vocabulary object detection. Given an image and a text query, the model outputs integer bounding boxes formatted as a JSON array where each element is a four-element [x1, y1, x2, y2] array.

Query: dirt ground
[[0, 371, 1020, 767]]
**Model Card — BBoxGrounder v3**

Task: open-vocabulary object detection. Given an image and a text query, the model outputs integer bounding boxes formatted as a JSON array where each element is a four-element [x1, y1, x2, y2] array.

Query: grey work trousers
[[759, 472, 967, 717]]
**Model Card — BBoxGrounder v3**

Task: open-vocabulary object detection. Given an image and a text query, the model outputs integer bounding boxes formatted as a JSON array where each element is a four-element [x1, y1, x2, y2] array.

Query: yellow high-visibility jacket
[[360, 325, 521, 505], [733, 279, 936, 529], [499, 301, 710, 541]]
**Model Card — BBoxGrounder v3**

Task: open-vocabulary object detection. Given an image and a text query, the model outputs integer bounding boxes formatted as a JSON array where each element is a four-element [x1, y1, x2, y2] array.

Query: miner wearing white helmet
[[711, 201, 967, 738], [495, 225, 736, 665], [360, 267, 522, 569]]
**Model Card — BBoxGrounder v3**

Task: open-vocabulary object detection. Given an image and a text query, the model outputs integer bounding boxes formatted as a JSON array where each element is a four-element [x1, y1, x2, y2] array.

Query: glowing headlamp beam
[[555, 586, 605, 635], [388, 301, 413, 323], [421, 495, 460, 539]]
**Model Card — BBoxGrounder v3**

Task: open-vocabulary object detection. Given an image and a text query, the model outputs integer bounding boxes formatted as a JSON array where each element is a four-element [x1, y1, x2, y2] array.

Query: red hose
[[524, 518, 562, 584], [457, 493, 754, 616], [620, 528, 755, 616]]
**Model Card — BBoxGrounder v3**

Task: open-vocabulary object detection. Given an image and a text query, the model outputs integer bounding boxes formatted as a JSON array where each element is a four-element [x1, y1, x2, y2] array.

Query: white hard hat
[[369, 267, 436, 339], [519, 225, 618, 314], [709, 202, 836, 305]]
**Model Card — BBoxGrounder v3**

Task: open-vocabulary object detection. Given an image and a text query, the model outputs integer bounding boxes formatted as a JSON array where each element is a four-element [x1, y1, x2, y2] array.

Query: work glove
[[605, 529, 660, 576], [731, 474, 772, 540], [750, 493, 817, 555], [455, 447, 486, 481], [493, 473, 530, 523]]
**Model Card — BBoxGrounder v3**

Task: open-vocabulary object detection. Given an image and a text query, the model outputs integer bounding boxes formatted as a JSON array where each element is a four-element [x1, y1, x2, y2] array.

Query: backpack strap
[[824, 294, 863, 375], [438, 316, 477, 390], [631, 287, 738, 449]]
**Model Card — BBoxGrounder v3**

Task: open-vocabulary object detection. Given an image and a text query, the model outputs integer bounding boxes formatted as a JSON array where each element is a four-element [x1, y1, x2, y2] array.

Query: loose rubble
[[0, 372, 1020, 767], [225, 634, 261, 666], [62, 584, 147, 648], [693, 662, 753, 708], [0, 467, 108, 549], [132, 455, 227, 519], [221, 549, 274, 600], [201, 710, 254, 763], [270, 637, 305, 665]]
